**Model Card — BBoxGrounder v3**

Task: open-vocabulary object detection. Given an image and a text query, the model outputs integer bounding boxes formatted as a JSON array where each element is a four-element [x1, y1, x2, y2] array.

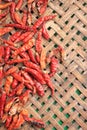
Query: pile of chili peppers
[[0, 0, 64, 130]]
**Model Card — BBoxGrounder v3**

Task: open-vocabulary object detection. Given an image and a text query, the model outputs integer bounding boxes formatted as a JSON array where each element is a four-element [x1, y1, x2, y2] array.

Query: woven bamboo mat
[[0, 0, 87, 130]]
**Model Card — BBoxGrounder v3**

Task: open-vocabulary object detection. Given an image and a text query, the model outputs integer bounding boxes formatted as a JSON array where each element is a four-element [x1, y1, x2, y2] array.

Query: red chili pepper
[[36, 29, 42, 54], [10, 31, 22, 42], [44, 14, 56, 21], [33, 17, 44, 29], [23, 31, 35, 43], [23, 115, 45, 128], [14, 12, 23, 25], [0, 27, 13, 36], [28, 48, 37, 63], [3, 39, 14, 46], [24, 61, 42, 73], [8, 114, 18, 130], [19, 90, 31, 104], [4, 97, 19, 113], [22, 10, 27, 25], [37, 0, 48, 15], [0, 91, 6, 119], [15, 31, 31, 43], [0, 2, 12, 9], [7, 58, 28, 64], [5, 23, 32, 31], [24, 82, 33, 90], [42, 23, 50, 40], [21, 70, 34, 86], [23, 67, 46, 85], [16, 82, 24, 95], [5, 66, 18, 76], [4, 76, 13, 95], [27, 12, 32, 25], [49, 57, 58, 77], [34, 80, 44, 97], [5, 115, 12, 128], [11, 78, 18, 89], [0, 67, 4, 81], [11, 72, 24, 83], [10, 2, 16, 22], [16, 0, 23, 11], [0, 11, 8, 20], [35, 52, 40, 64], [0, 46, 5, 62], [4, 46, 11, 62], [13, 39, 34, 57], [20, 51, 30, 59], [43, 73, 54, 95]]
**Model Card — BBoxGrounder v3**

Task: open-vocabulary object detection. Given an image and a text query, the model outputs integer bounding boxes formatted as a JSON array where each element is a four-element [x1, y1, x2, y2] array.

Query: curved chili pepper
[[43, 73, 54, 95], [15, 31, 31, 43], [50, 57, 58, 77], [19, 90, 31, 104], [25, 82, 33, 90], [0, 11, 8, 20], [7, 58, 28, 64], [23, 115, 45, 128], [13, 39, 34, 57], [28, 48, 37, 63], [42, 23, 50, 40], [16, 0, 23, 11], [24, 61, 42, 73], [5, 66, 18, 76], [40, 48, 47, 70], [36, 29, 42, 54], [0, 2, 12, 9], [14, 12, 23, 25], [0, 91, 6, 119], [23, 32, 35, 43], [16, 82, 24, 95], [21, 70, 34, 86], [11, 72, 24, 83], [10, 2, 16, 22], [4, 46, 11, 62], [0, 27, 13, 36], [34, 80, 44, 97], [0, 67, 4, 81], [9, 103, 19, 116], [10, 31, 22, 42], [23, 67, 46, 85]]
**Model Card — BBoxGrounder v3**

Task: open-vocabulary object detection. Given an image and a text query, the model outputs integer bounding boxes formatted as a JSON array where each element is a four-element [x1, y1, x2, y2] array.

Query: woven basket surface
[[0, 0, 87, 130]]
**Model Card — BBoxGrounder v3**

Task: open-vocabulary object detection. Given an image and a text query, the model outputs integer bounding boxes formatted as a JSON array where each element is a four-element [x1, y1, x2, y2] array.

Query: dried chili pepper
[[0, 46, 5, 62], [14, 11, 23, 25], [9, 103, 19, 116], [0, 27, 13, 36], [19, 90, 31, 104], [8, 114, 18, 130], [10, 31, 22, 42], [13, 39, 34, 57], [11, 72, 24, 83], [7, 58, 28, 64], [36, 29, 42, 54], [16, 0, 23, 11], [24, 61, 41, 73], [23, 67, 46, 85], [20, 51, 30, 59], [4, 97, 19, 113], [40, 48, 47, 70], [0, 11, 8, 20], [11, 78, 18, 89], [22, 10, 27, 25], [43, 73, 54, 95], [23, 115, 45, 128], [4, 46, 11, 62], [5, 115, 12, 128], [34, 80, 44, 97], [0, 2, 12, 9], [21, 70, 34, 86], [0, 67, 4, 80], [16, 82, 24, 95], [35, 52, 40, 64], [5, 66, 18, 76], [28, 48, 37, 63], [42, 22, 50, 40], [23, 31, 35, 43], [10, 2, 16, 22], [4, 76, 13, 95], [0, 91, 6, 118]]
